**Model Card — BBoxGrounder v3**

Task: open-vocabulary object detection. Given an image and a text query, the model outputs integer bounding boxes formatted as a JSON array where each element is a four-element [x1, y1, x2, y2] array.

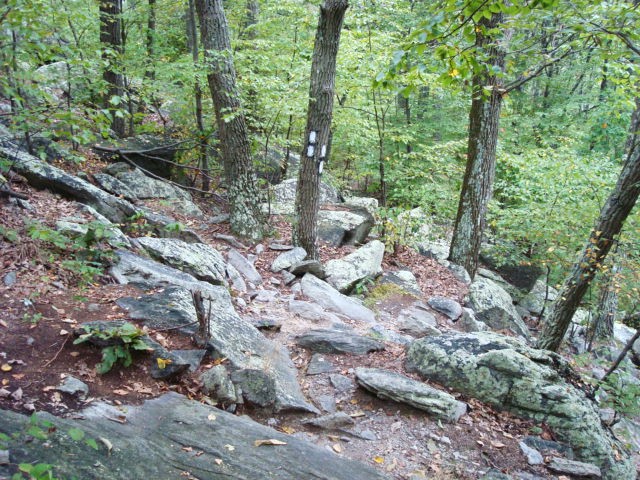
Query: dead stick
[[43, 335, 70, 368]]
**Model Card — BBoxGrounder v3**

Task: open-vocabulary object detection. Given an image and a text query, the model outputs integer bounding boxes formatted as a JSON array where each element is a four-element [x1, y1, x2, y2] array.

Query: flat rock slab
[[227, 248, 262, 285], [301, 274, 375, 324], [405, 332, 633, 480], [136, 237, 227, 285], [0, 393, 388, 480], [303, 412, 354, 430], [307, 353, 336, 375], [111, 252, 315, 412], [296, 329, 385, 355], [427, 296, 462, 320], [547, 458, 601, 478], [317, 209, 374, 246], [355, 367, 466, 422], [271, 247, 307, 272]]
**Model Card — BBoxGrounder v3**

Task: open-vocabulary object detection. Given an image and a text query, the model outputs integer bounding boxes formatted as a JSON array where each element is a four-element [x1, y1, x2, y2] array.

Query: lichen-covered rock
[[397, 304, 439, 337], [427, 296, 462, 320], [317, 208, 374, 246], [519, 277, 559, 315], [271, 247, 307, 272], [376, 270, 422, 297], [325, 240, 385, 293], [296, 329, 384, 355], [93, 173, 138, 201], [300, 273, 375, 323], [200, 364, 238, 404], [405, 332, 634, 480], [136, 237, 227, 285], [468, 277, 530, 338], [0, 393, 388, 480], [355, 367, 466, 422]]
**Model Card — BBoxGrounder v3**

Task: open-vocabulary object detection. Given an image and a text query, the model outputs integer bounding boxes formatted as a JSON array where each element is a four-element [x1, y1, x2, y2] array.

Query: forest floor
[[0, 164, 578, 479]]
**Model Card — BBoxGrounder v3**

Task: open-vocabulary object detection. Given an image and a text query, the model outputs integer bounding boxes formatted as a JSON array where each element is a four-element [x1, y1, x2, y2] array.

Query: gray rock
[[547, 458, 601, 478], [446, 263, 472, 285], [57, 376, 89, 398], [405, 332, 633, 480], [289, 260, 326, 278], [269, 242, 294, 251], [315, 394, 337, 413], [477, 268, 526, 303], [271, 247, 307, 272], [317, 208, 374, 246], [145, 338, 191, 380], [0, 393, 387, 480], [457, 308, 489, 333], [227, 248, 262, 285], [76, 204, 131, 248], [250, 317, 282, 331], [172, 350, 207, 372], [303, 412, 354, 430], [519, 277, 559, 315], [479, 469, 512, 480], [110, 252, 315, 412], [281, 270, 297, 285], [3, 271, 16, 287], [136, 237, 227, 285], [288, 299, 343, 324], [0, 449, 8, 465], [522, 436, 574, 459], [306, 354, 336, 375], [344, 196, 378, 216], [355, 368, 466, 422], [296, 329, 384, 355], [300, 274, 376, 324], [468, 277, 530, 338], [117, 287, 197, 333], [325, 240, 385, 293], [329, 374, 355, 393], [518, 441, 543, 465], [417, 240, 450, 262], [397, 305, 439, 337], [273, 178, 340, 205], [230, 369, 276, 408], [427, 296, 462, 320], [93, 172, 138, 201], [200, 365, 238, 404], [226, 263, 247, 293], [376, 270, 422, 297], [253, 289, 278, 303], [368, 324, 415, 345], [614, 322, 640, 360]]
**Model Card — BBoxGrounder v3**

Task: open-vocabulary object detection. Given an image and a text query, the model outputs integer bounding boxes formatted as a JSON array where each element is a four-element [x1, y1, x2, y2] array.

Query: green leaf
[[85, 438, 99, 450], [68, 427, 85, 441]]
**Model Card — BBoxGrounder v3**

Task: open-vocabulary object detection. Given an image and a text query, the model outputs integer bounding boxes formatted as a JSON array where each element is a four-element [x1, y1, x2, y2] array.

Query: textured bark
[[196, 0, 264, 239], [187, 0, 209, 192], [592, 262, 620, 341], [99, 0, 126, 138], [293, 0, 349, 259], [448, 12, 507, 277], [538, 100, 640, 351], [145, 0, 156, 81]]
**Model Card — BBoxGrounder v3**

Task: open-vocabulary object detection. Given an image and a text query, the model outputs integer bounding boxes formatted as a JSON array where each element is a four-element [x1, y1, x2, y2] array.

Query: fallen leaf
[[207, 414, 217, 421], [0, 320, 7, 328], [59, 329, 69, 336], [332, 443, 342, 453], [156, 357, 172, 369], [280, 426, 295, 434], [373, 456, 384, 464], [349, 410, 366, 418], [224, 444, 235, 451], [182, 446, 193, 452], [1, 363, 12, 372], [61, 318, 76, 324], [195, 451, 204, 457], [491, 441, 506, 449], [69, 351, 80, 357], [386, 458, 398, 472], [1, 379, 8, 386], [112, 389, 128, 396], [254, 439, 287, 447], [476, 440, 484, 447], [11, 374, 24, 380], [99, 437, 113, 456], [214, 459, 223, 465]]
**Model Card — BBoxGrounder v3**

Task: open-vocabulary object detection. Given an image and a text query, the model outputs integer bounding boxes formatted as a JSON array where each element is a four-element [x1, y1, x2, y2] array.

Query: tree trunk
[[537, 100, 640, 351], [293, 0, 349, 259], [243, 0, 259, 39], [448, 12, 507, 278], [145, 0, 157, 81], [593, 262, 620, 341], [195, 0, 264, 240], [100, 0, 126, 138], [187, 0, 209, 192]]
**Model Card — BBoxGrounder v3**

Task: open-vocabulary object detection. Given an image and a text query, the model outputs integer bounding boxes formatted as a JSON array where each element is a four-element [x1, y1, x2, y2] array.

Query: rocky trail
[[1, 131, 639, 480]]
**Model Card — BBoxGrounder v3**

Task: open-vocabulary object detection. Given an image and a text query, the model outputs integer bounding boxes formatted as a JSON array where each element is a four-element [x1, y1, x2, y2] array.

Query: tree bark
[[145, 0, 157, 81], [195, 0, 264, 240], [448, 12, 507, 278], [537, 100, 640, 351], [592, 261, 621, 341], [293, 0, 349, 259], [187, 0, 209, 192], [100, 0, 126, 138]]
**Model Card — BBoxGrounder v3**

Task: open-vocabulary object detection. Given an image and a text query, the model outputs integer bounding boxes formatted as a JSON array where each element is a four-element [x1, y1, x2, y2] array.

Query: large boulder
[[273, 178, 340, 205], [296, 329, 385, 355], [355, 367, 466, 422], [300, 274, 376, 324], [518, 277, 559, 316], [136, 237, 227, 285], [317, 208, 375, 246], [324, 240, 385, 293], [468, 277, 530, 338], [405, 332, 634, 480], [0, 393, 387, 480], [110, 252, 315, 412]]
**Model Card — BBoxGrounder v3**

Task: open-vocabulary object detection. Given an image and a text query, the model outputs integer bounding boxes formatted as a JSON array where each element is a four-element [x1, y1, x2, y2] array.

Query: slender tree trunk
[[537, 100, 640, 351], [293, 0, 349, 259], [448, 12, 508, 278], [187, 0, 209, 192], [244, 0, 259, 39], [100, 0, 126, 138], [592, 262, 621, 341], [195, 0, 264, 240], [145, 0, 156, 82]]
